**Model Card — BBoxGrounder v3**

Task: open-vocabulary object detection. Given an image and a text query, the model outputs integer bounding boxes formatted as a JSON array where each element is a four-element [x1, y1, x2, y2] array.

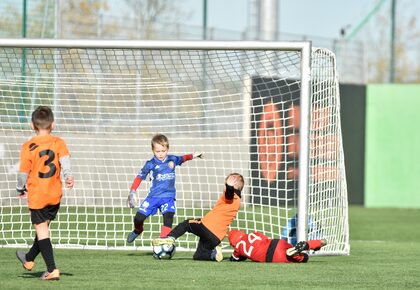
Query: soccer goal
[[0, 39, 349, 255]]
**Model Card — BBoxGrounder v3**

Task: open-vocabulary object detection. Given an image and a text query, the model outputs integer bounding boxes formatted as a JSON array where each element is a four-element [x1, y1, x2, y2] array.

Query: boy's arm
[[59, 156, 74, 189], [224, 175, 242, 200], [182, 152, 203, 162], [127, 176, 143, 208], [229, 250, 247, 262], [225, 184, 236, 200], [288, 253, 309, 263], [130, 176, 143, 192], [17, 145, 30, 196], [16, 172, 28, 196]]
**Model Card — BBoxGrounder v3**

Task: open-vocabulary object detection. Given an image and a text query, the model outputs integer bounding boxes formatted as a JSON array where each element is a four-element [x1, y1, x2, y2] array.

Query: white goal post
[[0, 39, 349, 255]]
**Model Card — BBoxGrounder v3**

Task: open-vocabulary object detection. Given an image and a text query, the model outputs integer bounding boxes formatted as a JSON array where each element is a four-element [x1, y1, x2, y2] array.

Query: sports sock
[[26, 235, 40, 261], [134, 224, 144, 235], [38, 238, 56, 273], [167, 219, 189, 239], [160, 226, 172, 237]]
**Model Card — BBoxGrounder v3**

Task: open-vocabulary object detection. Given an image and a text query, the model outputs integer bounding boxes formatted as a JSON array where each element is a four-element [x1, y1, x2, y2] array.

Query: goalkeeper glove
[[127, 190, 137, 209], [193, 152, 203, 159], [16, 186, 27, 197]]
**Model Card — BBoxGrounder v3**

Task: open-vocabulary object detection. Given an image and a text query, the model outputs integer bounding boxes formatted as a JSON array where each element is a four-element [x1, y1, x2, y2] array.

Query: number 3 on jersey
[[235, 233, 262, 256], [38, 149, 57, 178]]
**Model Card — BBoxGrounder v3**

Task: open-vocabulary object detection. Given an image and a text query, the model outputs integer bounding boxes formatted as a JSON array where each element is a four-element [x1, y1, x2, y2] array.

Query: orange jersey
[[201, 193, 241, 240], [19, 134, 70, 209]]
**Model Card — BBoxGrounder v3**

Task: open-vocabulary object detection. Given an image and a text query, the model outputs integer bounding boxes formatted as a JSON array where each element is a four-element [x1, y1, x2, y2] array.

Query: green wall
[[340, 84, 366, 205], [365, 84, 420, 208]]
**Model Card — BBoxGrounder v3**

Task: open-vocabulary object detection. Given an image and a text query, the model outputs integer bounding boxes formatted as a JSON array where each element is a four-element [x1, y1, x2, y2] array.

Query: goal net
[[0, 39, 349, 255]]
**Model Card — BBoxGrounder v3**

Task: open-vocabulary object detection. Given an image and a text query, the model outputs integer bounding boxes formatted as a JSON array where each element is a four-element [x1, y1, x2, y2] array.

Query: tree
[[0, 1, 56, 38], [59, 0, 119, 38], [364, 0, 420, 83], [123, 0, 191, 39]]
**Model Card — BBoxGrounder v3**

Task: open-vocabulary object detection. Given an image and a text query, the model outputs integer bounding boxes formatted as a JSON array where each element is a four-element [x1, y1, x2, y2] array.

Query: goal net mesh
[[0, 42, 349, 255]]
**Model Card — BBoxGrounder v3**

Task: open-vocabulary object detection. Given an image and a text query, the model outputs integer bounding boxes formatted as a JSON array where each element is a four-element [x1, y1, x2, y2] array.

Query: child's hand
[[65, 176, 74, 189], [16, 186, 27, 198], [127, 191, 137, 209], [226, 175, 241, 190], [193, 152, 204, 159]]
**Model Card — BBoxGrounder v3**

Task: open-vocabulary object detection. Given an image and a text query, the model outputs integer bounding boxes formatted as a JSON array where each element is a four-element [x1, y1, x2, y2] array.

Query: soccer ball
[[152, 243, 176, 259]]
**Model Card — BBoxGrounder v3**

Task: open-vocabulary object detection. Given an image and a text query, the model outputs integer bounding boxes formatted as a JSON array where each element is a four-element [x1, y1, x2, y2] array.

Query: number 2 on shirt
[[235, 233, 262, 256]]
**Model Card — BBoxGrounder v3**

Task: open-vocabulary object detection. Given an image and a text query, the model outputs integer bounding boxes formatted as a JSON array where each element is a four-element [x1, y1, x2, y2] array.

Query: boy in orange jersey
[[153, 173, 244, 262], [15, 106, 74, 281], [228, 230, 327, 263]]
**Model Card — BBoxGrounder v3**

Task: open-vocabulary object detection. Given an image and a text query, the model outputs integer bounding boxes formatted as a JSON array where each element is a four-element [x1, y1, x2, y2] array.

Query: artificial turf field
[[1, 206, 419, 289]]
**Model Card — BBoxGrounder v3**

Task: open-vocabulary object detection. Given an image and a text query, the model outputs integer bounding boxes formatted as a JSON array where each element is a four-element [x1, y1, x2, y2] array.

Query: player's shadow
[[127, 251, 192, 261], [20, 271, 73, 279], [127, 252, 153, 257]]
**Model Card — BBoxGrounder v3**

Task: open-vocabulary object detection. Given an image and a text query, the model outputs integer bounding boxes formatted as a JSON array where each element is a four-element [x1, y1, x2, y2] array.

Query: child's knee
[[134, 212, 147, 225], [163, 212, 174, 226]]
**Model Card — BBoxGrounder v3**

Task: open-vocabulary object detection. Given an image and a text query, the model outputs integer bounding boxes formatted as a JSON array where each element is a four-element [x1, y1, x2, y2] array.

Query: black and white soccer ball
[[152, 243, 176, 259]]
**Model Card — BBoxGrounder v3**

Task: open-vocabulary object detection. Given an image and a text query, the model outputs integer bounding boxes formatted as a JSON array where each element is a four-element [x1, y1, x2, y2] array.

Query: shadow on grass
[[127, 251, 194, 261], [127, 252, 153, 257], [20, 271, 73, 279]]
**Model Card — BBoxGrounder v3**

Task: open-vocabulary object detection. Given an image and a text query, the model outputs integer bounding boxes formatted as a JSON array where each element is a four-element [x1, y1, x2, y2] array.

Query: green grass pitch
[[1, 206, 420, 289]]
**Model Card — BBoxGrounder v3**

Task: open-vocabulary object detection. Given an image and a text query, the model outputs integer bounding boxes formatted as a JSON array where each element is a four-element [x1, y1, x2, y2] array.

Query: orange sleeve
[[19, 142, 32, 173], [57, 139, 70, 159]]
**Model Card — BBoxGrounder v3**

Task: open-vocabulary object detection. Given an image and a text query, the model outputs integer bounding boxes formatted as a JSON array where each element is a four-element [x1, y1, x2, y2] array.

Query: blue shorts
[[137, 196, 175, 217]]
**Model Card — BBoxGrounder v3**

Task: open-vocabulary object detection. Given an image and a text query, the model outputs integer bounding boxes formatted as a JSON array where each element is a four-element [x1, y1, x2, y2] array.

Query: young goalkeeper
[[15, 106, 74, 280], [126, 134, 202, 243], [228, 229, 327, 263], [153, 173, 244, 262]]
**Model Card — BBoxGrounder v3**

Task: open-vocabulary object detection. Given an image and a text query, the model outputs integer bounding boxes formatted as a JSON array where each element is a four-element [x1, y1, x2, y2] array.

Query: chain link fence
[[1, 0, 418, 84]]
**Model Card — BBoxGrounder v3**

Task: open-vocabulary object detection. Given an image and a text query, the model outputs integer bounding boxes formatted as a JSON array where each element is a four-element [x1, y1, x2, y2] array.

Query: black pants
[[169, 218, 221, 261]]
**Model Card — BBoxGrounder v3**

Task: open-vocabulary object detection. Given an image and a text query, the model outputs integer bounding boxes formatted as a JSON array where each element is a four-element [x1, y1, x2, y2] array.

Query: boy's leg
[[26, 235, 40, 261], [34, 221, 57, 273], [286, 239, 327, 256], [192, 239, 213, 260], [307, 239, 327, 251], [152, 219, 191, 246], [16, 234, 40, 271], [133, 212, 147, 234], [188, 223, 221, 261], [127, 212, 147, 243], [166, 219, 190, 239], [128, 196, 161, 243], [28, 204, 60, 280], [159, 198, 176, 237], [160, 212, 174, 237], [153, 219, 221, 257]]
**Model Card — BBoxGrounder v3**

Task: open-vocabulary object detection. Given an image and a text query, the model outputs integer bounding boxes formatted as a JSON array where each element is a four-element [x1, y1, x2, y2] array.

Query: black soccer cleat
[[286, 241, 309, 256]]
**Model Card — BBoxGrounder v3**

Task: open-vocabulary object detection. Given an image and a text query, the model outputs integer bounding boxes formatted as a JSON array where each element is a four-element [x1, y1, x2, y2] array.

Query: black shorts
[[30, 203, 60, 225]]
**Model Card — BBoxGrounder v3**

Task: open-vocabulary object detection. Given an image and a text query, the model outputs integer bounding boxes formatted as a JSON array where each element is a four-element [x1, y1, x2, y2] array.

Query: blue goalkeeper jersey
[[136, 155, 185, 198]]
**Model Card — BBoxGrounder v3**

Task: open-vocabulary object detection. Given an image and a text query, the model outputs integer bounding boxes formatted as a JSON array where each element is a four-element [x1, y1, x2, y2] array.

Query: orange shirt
[[19, 134, 70, 209], [201, 193, 241, 240]]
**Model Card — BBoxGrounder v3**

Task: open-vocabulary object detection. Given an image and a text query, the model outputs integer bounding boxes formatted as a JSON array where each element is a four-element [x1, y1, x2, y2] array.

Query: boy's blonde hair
[[151, 134, 169, 150], [31, 106, 54, 131]]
